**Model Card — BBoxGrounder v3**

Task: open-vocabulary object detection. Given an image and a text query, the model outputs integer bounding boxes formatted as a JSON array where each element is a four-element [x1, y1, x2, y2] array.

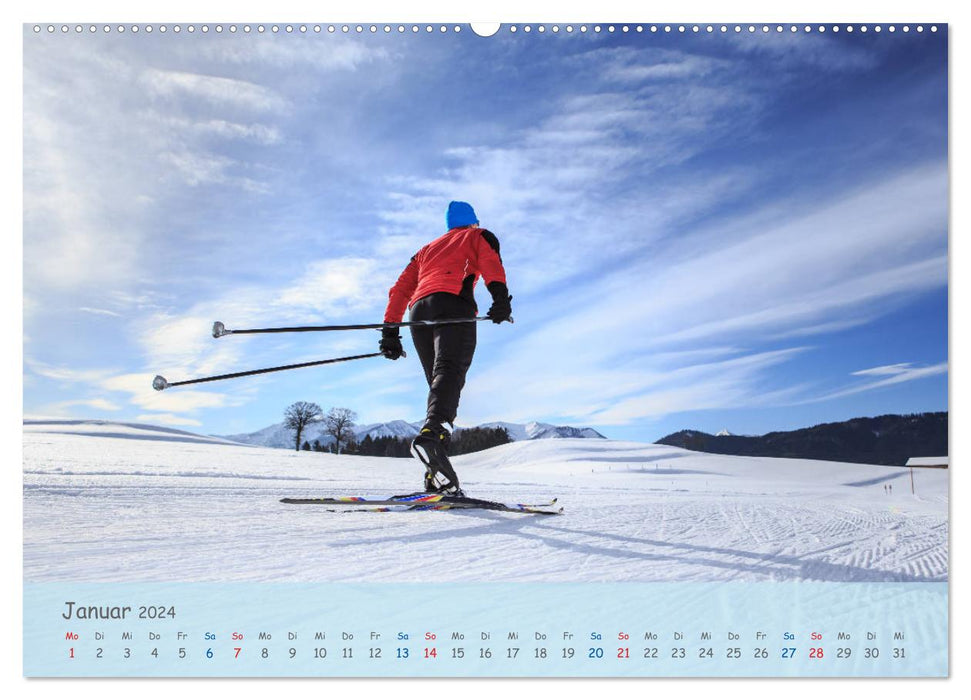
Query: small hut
[[905, 457, 949, 468], [904, 456, 948, 495]]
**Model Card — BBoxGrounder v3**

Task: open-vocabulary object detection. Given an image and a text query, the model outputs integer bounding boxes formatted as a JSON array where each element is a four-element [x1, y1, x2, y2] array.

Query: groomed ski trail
[[23, 420, 948, 584]]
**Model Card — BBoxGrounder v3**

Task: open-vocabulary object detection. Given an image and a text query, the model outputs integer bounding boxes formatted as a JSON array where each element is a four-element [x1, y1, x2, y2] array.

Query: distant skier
[[380, 201, 513, 496]]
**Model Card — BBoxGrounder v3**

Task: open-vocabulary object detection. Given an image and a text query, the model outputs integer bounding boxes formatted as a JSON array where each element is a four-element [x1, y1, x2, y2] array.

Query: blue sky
[[22, 24, 948, 441]]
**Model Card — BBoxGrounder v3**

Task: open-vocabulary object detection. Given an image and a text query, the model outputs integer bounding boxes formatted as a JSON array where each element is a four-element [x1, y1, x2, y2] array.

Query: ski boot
[[410, 421, 464, 497]]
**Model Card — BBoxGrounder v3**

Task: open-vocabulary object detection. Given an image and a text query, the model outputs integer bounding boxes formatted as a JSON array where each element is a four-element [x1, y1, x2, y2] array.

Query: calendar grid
[[25, 582, 948, 677]]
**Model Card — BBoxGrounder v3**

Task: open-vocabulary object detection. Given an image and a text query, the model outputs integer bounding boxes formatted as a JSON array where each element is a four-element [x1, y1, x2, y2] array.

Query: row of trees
[[299, 433, 412, 456], [284, 402, 511, 456], [344, 426, 512, 457]]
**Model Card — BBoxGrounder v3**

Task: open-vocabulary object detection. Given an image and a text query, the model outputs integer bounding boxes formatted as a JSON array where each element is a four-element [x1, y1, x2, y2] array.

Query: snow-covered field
[[23, 419, 948, 584]]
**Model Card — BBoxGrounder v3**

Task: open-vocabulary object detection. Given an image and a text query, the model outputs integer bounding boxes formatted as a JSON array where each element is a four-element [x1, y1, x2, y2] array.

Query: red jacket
[[384, 226, 507, 323]]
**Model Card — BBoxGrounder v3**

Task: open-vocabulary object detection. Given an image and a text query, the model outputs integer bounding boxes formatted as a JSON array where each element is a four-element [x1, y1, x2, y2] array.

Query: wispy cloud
[[588, 349, 810, 425], [810, 363, 948, 403], [152, 115, 282, 145], [853, 363, 920, 377], [159, 150, 270, 192], [79, 307, 122, 317], [548, 161, 947, 350], [271, 258, 386, 315], [51, 398, 121, 412], [463, 345, 809, 426], [588, 47, 727, 83], [724, 30, 882, 73], [192, 35, 389, 71], [25, 360, 114, 385], [142, 69, 288, 113]]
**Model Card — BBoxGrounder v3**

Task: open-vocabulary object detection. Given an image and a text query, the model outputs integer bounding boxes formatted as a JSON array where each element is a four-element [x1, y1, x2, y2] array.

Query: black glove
[[379, 326, 405, 360], [486, 281, 513, 324]]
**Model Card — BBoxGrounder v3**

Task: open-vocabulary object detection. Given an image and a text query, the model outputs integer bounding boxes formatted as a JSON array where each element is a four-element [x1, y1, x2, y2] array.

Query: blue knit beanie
[[446, 201, 478, 229]]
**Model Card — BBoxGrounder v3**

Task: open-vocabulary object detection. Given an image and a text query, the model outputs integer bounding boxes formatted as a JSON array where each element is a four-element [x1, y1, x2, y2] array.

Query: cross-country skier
[[380, 201, 513, 496]]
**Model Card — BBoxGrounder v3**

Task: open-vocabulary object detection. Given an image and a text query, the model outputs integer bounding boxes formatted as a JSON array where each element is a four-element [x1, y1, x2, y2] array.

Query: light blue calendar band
[[24, 582, 947, 677]]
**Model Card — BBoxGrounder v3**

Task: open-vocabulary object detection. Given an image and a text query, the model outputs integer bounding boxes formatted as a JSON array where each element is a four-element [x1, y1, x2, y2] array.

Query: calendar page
[[22, 18, 948, 680]]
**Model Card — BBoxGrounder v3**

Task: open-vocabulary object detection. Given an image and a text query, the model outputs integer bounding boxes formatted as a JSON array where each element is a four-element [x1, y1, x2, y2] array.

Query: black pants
[[410, 293, 477, 425]]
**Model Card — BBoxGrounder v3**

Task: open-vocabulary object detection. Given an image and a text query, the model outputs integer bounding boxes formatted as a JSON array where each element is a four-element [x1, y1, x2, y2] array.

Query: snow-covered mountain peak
[[355, 420, 422, 441]]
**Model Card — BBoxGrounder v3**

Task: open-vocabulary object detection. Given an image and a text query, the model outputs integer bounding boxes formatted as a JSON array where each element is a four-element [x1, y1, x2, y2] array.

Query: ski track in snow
[[23, 420, 948, 584]]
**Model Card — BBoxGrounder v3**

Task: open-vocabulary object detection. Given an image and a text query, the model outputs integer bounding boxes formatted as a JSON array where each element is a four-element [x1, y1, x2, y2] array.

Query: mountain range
[[656, 412, 948, 467], [221, 420, 606, 450]]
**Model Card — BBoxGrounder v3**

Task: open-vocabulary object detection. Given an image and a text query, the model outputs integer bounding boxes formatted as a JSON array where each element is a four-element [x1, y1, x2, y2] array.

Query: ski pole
[[152, 352, 384, 391], [211, 315, 513, 338]]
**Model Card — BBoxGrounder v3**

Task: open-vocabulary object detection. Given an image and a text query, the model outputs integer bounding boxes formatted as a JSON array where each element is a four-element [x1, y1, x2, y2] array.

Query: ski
[[279, 493, 562, 515], [280, 492, 557, 508], [311, 503, 561, 515]]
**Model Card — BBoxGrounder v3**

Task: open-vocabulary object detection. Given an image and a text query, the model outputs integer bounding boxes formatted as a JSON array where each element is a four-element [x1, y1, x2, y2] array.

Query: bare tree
[[324, 407, 357, 455], [284, 401, 323, 452]]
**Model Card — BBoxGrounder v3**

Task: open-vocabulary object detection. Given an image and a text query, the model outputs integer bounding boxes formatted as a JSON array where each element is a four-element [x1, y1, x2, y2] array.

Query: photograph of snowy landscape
[[24, 22, 947, 596], [24, 416, 946, 583]]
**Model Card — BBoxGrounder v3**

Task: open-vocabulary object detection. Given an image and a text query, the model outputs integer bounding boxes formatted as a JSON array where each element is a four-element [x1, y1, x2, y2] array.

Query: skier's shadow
[[342, 509, 942, 583]]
